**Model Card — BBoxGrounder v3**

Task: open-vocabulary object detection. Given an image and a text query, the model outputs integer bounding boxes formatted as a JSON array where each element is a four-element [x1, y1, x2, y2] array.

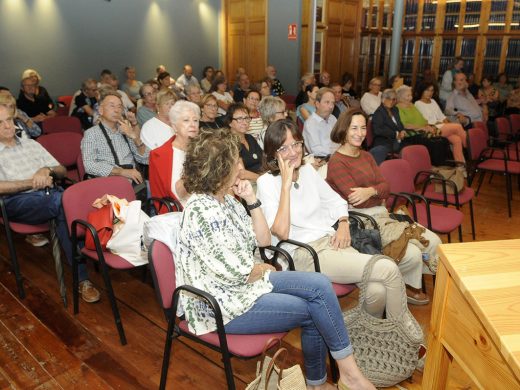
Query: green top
[[398, 104, 428, 128]]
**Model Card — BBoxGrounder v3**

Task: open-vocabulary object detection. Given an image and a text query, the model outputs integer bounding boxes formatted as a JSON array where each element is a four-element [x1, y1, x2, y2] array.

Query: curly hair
[[183, 127, 241, 195]]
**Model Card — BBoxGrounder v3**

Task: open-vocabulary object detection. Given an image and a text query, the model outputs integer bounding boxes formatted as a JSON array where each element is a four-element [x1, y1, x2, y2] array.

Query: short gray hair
[[258, 96, 285, 124], [169, 100, 201, 124], [395, 85, 412, 102], [381, 88, 397, 100]]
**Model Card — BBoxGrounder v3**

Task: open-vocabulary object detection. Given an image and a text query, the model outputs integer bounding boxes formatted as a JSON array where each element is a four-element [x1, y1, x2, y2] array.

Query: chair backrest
[[148, 240, 176, 317], [37, 132, 83, 168], [364, 119, 374, 149], [379, 159, 416, 208], [400, 144, 432, 183], [296, 116, 304, 135], [62, 176, 135, 237], [42, 116, 82, 135], [58, 95, 73, 109], [467, 128, 488, 161], [472, 121, 489, 141], [509, 114, 520, 136], [495, 117, 511, 142], [76, 154, 86, 181]]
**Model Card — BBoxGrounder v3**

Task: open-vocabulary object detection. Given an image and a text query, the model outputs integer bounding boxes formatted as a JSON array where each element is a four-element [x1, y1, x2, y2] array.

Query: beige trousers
[[293, 236, 405, 318]]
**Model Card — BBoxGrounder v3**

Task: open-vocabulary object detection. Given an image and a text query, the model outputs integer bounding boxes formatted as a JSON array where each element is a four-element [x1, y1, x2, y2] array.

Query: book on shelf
[[441, 39, 456, 57], [486, 39, 502, 58], [461, 39, 477, 57], [508, 39, 520, 58], [490, 0, 508, 13]]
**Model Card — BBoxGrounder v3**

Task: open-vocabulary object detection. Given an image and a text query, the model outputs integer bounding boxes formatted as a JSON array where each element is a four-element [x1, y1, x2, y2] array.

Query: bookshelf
[[397, 0, 520, 87]]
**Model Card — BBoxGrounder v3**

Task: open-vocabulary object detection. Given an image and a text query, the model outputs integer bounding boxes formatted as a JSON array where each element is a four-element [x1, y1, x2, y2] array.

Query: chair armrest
[[259, 245, 295, 271], [145, 197, 174, 215], [276, 239, 321, 272], [422, 176, 461, 206], [348, 210, 380, 230], [71, 219, 109, 265]]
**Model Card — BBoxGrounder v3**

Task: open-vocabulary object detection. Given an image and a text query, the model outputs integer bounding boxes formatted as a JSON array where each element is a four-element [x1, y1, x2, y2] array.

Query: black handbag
[[349, 221, 382, 255]]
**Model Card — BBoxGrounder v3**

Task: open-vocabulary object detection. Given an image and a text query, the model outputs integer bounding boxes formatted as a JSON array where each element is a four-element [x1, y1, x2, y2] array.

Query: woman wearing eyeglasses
[[199, 94, 225, 129], [256, 119, 407, 320], [226, 103, 263, 182], [360, 77, 383, 116]]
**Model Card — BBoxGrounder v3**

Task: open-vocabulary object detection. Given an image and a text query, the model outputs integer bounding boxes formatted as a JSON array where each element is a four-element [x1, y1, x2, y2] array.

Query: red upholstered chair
[[42, 116, 82, 135], [37, 132, 83, 182], [281, 94, 296, 111], [401, 144, 476, 240], [148, 240, 286, 390], [77, 154, 86, 181], [0, 199, 49, 299], [467, 128, 520, 217], [62, 177, 138, 345], [509, 114, 520, 138], [364, 119, 374, 150], [380, 159, 464, 242], [58, 95, 73, 110]]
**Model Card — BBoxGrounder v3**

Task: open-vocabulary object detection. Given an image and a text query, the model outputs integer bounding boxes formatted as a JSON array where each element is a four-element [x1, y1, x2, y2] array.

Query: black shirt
[[240, 134, 263, 173], [17, 86, 54, 118], [200, 116, 225, 129]]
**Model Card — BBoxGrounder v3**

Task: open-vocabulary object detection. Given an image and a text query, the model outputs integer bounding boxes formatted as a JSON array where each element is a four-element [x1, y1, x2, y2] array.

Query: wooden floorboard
[[1, 173, 519, 389]]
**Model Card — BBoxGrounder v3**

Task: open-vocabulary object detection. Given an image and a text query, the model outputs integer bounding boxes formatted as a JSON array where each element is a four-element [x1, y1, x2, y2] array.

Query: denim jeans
[[369, 140, 402, 165], [224, 271, 353, 386], [3, 188, 89, 282]]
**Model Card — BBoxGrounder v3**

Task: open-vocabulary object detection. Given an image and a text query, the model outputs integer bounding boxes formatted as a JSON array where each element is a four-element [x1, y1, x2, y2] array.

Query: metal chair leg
[[3, 224, 25, 299], [476, 171, 486, 196], [469, 200, 476, 240], [99, 262, 127, 345], [159, 318, 177, 390], [458, 225, 463, 242]]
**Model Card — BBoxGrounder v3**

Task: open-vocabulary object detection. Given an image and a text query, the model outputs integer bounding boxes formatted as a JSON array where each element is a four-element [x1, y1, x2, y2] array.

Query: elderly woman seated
[[258, 96, 288, 128], [140, 89, 177, 150], [256, 119, 410, 319], [199, 94, 225, 129], [177, 127, 376, 390], [149, 101, 200, 209], [243, 89, 266, 146], [360, 77, 383, 116], [326, 109, 439, 305]]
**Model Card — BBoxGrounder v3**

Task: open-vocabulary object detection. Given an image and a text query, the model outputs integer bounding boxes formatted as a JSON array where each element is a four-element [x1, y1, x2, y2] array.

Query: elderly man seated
[[445, 73, 483, 127], [0, 104, 100, 302], [81, 92, 149, 186]]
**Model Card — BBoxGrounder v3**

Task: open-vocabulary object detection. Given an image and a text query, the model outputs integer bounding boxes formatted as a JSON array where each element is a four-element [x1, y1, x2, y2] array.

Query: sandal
[[406, 288, 430, 305], [337, 381, 350, 390]]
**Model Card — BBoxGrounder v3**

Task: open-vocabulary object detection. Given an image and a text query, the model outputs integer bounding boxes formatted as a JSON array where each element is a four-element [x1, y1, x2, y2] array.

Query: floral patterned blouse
[[176, 193, 273, 335]]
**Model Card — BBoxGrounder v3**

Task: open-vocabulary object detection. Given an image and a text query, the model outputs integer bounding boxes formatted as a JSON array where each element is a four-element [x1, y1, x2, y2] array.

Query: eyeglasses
[[247, 96, 260, 102], [372, 83, 382, 87], [204, 103, 218, 109], [143, 92, 157, 97], [276, 110, 288, 115], [277, 141, 303, 155], [22, 83, 37, 88], [232, 116, 251, 123]]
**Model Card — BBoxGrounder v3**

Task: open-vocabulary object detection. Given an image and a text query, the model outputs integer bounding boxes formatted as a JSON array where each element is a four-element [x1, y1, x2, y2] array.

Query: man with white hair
[[265, 65, 285, 96]]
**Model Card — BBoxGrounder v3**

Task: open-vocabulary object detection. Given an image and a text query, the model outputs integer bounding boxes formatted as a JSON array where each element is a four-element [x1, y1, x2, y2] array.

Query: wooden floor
[[1, 173, 519, 389]]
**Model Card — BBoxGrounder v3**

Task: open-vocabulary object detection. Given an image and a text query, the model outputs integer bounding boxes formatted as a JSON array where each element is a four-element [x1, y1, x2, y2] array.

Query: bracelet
[[338, 217, 350, 225], [246, 199, 262, 211]]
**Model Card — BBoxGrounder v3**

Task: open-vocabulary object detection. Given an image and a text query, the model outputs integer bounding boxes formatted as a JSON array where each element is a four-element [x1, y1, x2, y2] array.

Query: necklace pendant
[[252, 153, 258, 160], [293, 182, 299, 189]]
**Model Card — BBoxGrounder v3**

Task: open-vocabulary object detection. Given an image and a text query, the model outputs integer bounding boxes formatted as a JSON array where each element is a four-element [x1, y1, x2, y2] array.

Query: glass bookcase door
[[460, 37, 476, 74], [421, 0, 436, 32], [483, 38, 502, 77], [439, 38, 456, 76], [404, 0, 419, 32], [418, 38, 433, 75], [463, 0, 481, 31], [488, 0, 508, 31], [505, 39, 520, 85]]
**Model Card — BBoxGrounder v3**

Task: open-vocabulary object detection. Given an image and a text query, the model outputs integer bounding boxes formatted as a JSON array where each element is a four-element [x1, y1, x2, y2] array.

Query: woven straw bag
[[343, 254, 424, 387]]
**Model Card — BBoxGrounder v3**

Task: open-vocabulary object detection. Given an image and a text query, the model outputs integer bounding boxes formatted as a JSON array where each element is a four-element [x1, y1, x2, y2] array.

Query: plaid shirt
[[81, 123, 149, 177], [0, 137, 58, 184]]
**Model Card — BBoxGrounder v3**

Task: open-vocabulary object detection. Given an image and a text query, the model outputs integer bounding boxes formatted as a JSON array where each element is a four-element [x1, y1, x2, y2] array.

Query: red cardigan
[[149, 136, 179, 211]]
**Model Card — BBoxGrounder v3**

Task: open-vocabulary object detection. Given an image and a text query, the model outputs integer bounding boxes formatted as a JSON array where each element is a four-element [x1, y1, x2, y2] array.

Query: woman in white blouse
[[140, 89, 177, 150], [256, 119, 408, 320], [177, 127, 375, 390], [360, 77, 383, 116], [414, 82, 467, 162], [210, 75, 234, 116]]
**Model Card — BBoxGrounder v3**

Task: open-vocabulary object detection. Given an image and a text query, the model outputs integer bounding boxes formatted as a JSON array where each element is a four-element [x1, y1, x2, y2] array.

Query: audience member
[[369, 88, 405, 165], [445, 73, 483, 126], [199, 94, 225, 129], [466, 73, 479, 98], [506, 79, 520, 115], [415, 82, 467, 163], [389, 74, 404, 90], [140, 90, 177, 150], [233, 67, 246, 89], [99, 69, 113, 86], [0, 88, 41, 139], [296, 85, 318, 122], [243, 89, 265, 146], [478, 75, 500, 122], [415, 68, 440, 102], [303, 87, 338, 159], [341, 72, 357, 99], [225, 103, 262, 182], [258, 78, 273, 98], [155, 65, 167, 79], [185, 84, 202, 104], [318, 70, 331, 88], [440, 57, 464, 106], [397, 85, 466, 163], [149, 100, 200, 207], [81, 92, 148, 184], [157, 71, 173, 91], [103, 73, 135, 112], [175, 65, 200, 94], [0, 104, 100, 303], [121, 66, 143, 105], [360, 77, 383, 116], [17, 71, 56, 125], [295, 72, 316, 107], [265, 65, 285, 96], [326, 109, 438, 304], [258, 96, 287, 127], [200, 66, 214, 93], [178, 127, 376, 390], [494, 72, 512, 105], [136, 83, 157, 127], [71, 78, 99, 129], [332, 82, 349, 118], [257, 119, 410, 320], [210, 76, 233, 116], [233, 73, 251, 102]]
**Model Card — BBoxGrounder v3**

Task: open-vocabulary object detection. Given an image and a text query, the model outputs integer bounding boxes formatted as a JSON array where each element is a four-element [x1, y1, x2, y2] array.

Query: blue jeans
[[370, 140, 402, 165], [3, 188, 89, 282], [225, 271, 352, 386]]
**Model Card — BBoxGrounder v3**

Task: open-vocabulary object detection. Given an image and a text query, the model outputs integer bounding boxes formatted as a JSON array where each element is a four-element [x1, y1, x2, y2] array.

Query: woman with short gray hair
[[258, 96, 287, 126]]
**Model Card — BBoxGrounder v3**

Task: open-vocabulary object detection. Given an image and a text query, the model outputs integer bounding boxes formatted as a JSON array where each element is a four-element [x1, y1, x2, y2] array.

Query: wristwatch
[[338, 217, 350, 224], [246, 199, 262, 211]]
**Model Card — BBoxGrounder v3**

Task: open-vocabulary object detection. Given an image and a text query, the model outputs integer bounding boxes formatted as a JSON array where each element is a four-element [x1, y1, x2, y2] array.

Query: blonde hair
[[0, 93, 17, 116], [156, 89, 177, 107]]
